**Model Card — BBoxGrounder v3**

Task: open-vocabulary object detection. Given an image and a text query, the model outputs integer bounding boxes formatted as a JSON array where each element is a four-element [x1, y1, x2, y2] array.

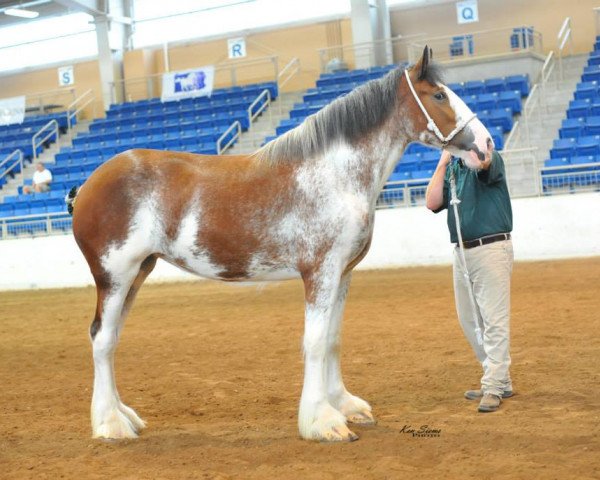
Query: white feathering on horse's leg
[[90, 258, 146, 440], [299, 269, 358, 442], [326, 274, 376, 426]]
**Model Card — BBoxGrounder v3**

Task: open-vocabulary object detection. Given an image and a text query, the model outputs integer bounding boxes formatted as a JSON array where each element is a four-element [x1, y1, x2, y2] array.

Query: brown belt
[[462, 233, 511, 249]]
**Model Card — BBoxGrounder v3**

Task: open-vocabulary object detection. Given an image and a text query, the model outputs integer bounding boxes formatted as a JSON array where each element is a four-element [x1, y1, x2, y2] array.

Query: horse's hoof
[[92, 404, 144, 439], [319, 424, 359, 442], [347, 410, 377, 426]]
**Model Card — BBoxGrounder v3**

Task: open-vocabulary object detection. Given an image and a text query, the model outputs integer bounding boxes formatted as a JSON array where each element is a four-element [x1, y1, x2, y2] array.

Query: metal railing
[[278, 57, 300, 90], [25, 87, 76, 115], [407, 26, 544, 65], [217, 120, 242, 155], [31, 119, 59, 161], [557, 17, 573, 81], [503, 120, 521, 151], [521, 83, 543, 148], [317, 34, 426, 72], [110, 55, 282, 104], [540, 50, 557, 95], [375, 179, 431, 209], [67, 89, 95, 133], [0, 150, 23, 185], [247, 89, 271, 128], [540, 162, 600, 195], [0, 211, 72, 239]]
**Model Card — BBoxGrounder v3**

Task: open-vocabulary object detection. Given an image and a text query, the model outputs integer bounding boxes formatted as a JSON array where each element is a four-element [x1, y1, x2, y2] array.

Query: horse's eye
[[433, 91, 447, 101]]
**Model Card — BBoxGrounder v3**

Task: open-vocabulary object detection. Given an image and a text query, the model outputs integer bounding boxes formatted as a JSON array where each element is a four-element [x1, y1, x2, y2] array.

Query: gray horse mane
[[254, 67, 406, 164]]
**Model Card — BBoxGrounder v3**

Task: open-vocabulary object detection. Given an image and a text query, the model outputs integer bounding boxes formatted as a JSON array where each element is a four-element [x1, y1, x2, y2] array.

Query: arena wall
[[1, 192, 598, 291]]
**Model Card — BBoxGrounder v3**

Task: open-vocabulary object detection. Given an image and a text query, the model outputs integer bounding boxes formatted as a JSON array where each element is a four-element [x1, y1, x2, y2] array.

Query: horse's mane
[[254, 67, 406, 164]]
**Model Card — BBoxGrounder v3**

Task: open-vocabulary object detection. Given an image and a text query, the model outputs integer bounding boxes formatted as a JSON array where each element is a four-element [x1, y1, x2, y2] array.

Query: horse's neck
[[320, 131, 408, 203]]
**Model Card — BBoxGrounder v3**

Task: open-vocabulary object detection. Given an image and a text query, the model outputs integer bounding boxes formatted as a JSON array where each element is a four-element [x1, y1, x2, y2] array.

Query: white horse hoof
[[92, 404, 145, 439], [333, 393, 376, 425], [299, 403, 359, 442]]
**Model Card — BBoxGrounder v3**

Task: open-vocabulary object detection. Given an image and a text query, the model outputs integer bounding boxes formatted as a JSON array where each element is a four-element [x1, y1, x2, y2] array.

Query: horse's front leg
[[299, 265, 358, 442], [326, 273, 375, 425]]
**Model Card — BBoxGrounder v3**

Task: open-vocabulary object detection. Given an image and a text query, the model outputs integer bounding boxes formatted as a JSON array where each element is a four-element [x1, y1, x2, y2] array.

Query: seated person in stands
[[24, 163, 53, 194]]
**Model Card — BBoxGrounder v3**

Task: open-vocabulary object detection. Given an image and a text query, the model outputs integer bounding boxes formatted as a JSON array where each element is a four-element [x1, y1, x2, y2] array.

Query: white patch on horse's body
[[101, 198, 159, 277], [165, 206, 223, 279]]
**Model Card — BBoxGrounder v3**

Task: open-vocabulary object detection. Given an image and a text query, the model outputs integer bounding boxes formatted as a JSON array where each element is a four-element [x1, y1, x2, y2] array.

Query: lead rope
[[449, 165, 484, 346]]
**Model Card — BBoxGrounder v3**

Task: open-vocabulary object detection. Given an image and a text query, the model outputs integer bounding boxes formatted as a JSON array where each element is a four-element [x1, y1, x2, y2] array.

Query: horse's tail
[[65, 185, 79, 215]]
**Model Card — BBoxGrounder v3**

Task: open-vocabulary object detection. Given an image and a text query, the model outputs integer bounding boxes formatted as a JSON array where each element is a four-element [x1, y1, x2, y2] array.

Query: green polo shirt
[[434, 151, 513, 244]]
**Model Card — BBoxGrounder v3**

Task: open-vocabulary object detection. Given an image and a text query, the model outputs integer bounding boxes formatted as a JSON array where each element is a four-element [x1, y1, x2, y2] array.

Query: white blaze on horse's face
[[442, 85, 495, 169]]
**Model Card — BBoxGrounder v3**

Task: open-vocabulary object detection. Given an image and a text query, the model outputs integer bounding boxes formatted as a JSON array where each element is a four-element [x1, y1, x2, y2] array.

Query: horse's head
[[403, 46, 494, 169]]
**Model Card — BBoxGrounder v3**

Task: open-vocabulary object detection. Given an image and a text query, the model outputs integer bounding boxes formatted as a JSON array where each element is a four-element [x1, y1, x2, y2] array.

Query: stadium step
[[503, 54, 588, 197], [228, 90, 306, 154]]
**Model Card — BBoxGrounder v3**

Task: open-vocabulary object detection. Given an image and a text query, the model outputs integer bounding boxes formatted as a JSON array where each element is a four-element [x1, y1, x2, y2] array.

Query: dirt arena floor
[[1, 258, 599, 479]]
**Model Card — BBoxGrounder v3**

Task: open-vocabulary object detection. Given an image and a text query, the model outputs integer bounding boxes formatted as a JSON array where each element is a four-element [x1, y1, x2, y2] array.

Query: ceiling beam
[[54, 0, 105, 16], [54, 0, 132, 24]]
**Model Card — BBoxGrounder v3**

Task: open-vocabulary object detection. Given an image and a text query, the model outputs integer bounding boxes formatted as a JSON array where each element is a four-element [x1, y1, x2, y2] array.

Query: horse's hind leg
[[326, 273, 375, 425], [90, 255, 157, 439]]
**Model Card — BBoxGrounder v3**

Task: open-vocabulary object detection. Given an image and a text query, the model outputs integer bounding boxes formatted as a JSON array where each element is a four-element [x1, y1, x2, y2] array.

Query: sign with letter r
[[228, 37, 247, 59]]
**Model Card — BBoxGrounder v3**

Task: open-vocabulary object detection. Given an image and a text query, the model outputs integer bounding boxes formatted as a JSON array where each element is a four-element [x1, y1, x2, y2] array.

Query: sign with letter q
[[456, 0, 478, 24]]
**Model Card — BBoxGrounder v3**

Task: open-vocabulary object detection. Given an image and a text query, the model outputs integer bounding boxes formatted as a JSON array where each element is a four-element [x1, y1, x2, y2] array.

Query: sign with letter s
[[456, 0, 478, 24], [58, 65, 74, 86]]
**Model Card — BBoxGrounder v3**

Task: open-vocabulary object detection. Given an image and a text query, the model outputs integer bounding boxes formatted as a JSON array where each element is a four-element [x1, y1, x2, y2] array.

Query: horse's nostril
[[486, 137, 493, 150]]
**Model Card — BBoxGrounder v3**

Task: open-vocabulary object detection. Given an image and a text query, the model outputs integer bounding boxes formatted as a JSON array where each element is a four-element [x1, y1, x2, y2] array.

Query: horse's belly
[[161, 249, 300, 283]]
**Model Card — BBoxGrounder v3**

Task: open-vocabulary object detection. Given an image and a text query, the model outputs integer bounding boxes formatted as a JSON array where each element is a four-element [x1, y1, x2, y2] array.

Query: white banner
[[161, 66, 215, 103], [0, 95, 25, 126]]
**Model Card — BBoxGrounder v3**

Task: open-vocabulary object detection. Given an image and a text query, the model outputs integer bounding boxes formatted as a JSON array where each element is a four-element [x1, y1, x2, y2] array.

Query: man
[[425, 149, 513, 413], [24, 163, 52, 194]]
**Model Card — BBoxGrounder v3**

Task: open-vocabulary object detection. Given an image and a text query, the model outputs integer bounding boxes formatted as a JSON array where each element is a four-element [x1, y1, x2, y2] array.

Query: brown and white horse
[[70, 47, 494, 442]]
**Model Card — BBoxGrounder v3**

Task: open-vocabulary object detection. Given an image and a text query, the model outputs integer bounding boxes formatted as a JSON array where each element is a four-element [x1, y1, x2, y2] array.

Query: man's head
[[36, 163, 45, 172]]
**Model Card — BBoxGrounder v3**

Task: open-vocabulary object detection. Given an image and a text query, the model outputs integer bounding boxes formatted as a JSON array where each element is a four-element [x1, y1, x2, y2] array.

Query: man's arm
[[425, 150, 451, 211]]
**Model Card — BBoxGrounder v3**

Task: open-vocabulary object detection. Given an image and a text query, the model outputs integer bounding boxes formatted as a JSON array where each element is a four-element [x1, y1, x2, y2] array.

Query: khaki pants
[[453, 239, 513, 396]]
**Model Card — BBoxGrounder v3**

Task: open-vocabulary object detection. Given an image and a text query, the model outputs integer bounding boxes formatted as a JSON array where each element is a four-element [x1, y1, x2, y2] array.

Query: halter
[[404, 69, 477, 146]]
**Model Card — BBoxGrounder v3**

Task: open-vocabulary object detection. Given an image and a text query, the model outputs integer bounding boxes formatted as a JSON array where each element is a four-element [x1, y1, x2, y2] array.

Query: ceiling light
[[4, 8, 39, 19]]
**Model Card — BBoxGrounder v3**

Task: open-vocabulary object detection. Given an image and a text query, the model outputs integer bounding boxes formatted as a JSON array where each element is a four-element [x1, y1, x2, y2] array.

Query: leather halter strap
[[403, 69, 477, 146]]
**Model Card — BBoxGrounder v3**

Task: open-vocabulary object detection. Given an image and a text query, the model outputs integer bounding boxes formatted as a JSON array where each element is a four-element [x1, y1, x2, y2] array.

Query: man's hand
[[439, 150, 452, 168], [479, 148, 493, 170]]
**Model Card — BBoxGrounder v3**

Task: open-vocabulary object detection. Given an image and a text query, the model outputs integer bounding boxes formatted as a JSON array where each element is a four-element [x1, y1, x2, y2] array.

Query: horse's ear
[[415, 45, 430, 81]]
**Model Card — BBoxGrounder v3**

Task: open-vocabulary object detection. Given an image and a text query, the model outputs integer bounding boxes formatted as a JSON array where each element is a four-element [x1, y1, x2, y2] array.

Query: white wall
[[0, 192, 599, 291]]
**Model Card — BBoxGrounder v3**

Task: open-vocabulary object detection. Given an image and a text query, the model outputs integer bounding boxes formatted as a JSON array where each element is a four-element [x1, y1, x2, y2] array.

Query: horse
[[69, 46, 494, 443]]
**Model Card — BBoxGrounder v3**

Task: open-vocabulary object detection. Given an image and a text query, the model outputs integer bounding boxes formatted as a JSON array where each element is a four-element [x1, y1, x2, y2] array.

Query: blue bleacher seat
[[575, 81, 599, 100], [582, 65, 600, 82], [560, 118, 584, 138], [464, 80, 486, 95], [576, 136, 600, 156], [568, 99, 591, 118], [0, 203, 14, 218], [551, 138, 576, 158], [505, 74, 530, 96], [484, 78, 506, 93]]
